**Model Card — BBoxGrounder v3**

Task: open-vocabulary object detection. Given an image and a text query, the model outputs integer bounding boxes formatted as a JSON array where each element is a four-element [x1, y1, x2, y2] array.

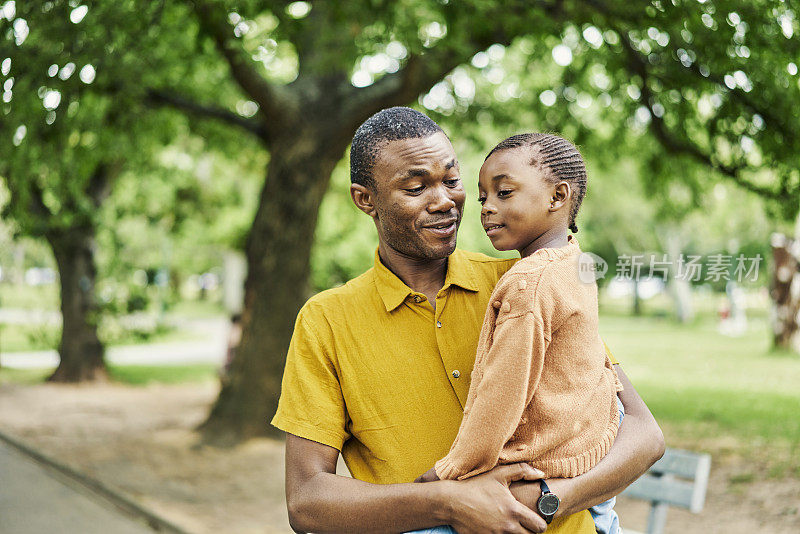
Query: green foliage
[[427, 2, 800, 220]]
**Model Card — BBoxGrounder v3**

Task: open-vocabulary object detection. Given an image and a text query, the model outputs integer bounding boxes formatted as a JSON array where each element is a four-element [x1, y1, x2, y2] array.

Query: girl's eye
[[497, 189, 512, 198], [477, 197, 486, 205], [404, 186, 424, 194]]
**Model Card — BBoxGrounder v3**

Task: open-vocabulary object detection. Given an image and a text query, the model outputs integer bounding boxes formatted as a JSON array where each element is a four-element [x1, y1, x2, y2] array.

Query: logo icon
[[578, 252, 608, 283]]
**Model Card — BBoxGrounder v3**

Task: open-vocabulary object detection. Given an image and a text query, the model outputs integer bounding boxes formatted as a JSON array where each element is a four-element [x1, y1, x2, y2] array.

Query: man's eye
[[404, 186, 424, 194], [444, 178, 460, 187]]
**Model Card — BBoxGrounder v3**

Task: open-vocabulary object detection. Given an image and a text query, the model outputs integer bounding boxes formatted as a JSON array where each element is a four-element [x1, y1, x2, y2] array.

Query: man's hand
[[414, 467, 440, 483], [443, 463, 547, 534]]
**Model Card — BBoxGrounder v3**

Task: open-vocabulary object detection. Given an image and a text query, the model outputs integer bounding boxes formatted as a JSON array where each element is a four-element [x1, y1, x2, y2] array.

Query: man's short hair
[[350, 107, 444, 189]]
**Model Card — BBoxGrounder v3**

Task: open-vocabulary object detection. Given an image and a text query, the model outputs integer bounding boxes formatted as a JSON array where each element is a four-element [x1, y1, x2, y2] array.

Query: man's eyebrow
[[402, 168, 429, 179]]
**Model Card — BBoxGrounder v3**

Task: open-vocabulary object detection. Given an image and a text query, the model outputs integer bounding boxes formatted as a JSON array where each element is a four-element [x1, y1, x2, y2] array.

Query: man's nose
[[428, 185, 457, 212]]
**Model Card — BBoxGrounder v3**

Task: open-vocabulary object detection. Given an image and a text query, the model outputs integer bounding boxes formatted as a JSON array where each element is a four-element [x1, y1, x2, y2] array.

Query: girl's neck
[[518, 227, 570, 258]]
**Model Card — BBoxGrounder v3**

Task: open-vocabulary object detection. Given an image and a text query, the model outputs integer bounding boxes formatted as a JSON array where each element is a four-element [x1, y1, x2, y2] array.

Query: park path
[[0, 439, 156, 534], [0, 317, 228, 369]]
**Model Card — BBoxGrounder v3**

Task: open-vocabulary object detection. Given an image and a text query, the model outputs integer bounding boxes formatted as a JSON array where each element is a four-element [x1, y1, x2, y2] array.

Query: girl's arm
[[435, 285, 549, 481], [508, 365, 665, 516]]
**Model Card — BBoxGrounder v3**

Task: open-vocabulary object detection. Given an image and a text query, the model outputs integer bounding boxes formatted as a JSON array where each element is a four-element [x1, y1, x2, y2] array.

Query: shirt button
[[452, 370, 460, 378], [436, 321, 442, 328]]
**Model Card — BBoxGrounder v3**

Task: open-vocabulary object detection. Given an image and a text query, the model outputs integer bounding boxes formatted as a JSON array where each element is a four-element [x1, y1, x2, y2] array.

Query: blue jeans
[[407, 398, 625, 534]]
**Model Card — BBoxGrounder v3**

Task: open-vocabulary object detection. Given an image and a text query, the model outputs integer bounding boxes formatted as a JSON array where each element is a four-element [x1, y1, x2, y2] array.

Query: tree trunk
[[46, 227, 108, 382], [632, 278, 642, 316], [666, 234, 694, 323], [199, 131, 344, 441], [770, 232, 800, 353]]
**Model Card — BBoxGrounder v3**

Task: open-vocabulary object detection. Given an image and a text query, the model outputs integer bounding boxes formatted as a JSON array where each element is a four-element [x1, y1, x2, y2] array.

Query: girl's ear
[[549, 182, 572, 211], [351, 183, 378, 218]]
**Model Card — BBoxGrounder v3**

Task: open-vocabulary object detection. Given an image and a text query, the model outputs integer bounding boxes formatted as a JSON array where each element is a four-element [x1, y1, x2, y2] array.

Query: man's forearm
[[289, 472, 455, 533], [508, 366, 665, 516]]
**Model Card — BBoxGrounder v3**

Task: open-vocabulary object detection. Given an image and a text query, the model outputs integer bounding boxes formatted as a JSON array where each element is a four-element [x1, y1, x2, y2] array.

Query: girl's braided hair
[[486, 133, 587, 233]]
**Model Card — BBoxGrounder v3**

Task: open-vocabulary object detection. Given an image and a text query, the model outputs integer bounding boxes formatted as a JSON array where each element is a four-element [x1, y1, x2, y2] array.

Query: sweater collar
[[519, 234, 581, 264]]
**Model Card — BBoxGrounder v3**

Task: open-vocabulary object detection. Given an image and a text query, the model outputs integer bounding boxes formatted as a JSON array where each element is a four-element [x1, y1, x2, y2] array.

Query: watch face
[[538, 493, 560, 516]]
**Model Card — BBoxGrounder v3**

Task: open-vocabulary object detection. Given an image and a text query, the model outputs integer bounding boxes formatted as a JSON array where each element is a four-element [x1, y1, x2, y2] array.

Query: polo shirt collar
[[373, 248, 479, 312]]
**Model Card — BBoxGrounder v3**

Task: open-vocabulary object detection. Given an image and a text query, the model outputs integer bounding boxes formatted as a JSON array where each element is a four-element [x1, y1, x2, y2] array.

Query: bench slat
[[649, 449, 708, 480], [623, 475, 696, 510]]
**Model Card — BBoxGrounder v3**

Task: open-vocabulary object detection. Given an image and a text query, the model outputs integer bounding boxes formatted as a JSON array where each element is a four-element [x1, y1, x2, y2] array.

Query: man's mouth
[[423, 219, 457, 238], [483, 223, 504, 236]]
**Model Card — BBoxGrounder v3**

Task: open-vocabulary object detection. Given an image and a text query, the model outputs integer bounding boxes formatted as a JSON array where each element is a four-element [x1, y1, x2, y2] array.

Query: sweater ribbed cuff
[[434, 457, 462, 481]]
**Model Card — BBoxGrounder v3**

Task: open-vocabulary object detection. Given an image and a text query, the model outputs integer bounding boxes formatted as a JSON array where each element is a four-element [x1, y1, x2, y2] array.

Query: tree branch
[[189, 0, 290, 136], [619, 33, 784, 202], [146, 89, 268, 138], [336, 0, 539, 134], [339, 52, 462, 131]]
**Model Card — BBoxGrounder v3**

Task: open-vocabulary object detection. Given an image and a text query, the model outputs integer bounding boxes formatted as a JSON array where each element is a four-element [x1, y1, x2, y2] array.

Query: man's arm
[[509, 365, 665, 517], [285, 433, 548, 534]]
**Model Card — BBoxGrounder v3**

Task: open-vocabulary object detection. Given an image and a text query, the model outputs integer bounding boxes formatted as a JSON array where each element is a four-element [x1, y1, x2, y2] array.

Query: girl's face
[[478, 146, 568, 255]]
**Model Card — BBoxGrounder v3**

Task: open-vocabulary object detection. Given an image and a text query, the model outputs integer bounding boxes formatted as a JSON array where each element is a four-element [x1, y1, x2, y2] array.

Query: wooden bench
[[621, 447, 711, 534]]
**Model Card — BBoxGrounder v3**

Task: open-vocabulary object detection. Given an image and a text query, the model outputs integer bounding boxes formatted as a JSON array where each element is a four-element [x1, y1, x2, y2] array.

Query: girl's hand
[[414, 467, 440, 483]]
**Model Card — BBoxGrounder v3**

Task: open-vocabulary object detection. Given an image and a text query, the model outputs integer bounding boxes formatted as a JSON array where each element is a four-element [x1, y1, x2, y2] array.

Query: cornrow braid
[[486, 133, 587, 233]]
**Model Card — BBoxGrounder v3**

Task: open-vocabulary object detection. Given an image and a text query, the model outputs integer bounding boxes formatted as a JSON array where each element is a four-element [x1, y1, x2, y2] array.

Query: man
[[271, 107, 664, 533]]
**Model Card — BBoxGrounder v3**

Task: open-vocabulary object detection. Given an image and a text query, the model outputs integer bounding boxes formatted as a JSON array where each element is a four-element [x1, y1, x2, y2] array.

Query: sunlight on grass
[[108, 364, 218, 385], [0, 364, 217, 386]]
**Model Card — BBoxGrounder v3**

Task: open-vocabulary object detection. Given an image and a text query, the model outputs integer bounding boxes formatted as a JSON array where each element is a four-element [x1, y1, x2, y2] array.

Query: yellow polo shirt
[[271, 248, 607, 532]]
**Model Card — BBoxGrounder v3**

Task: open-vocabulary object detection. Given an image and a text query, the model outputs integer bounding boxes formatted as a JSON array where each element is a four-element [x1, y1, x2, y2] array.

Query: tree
[[0, 1, 191, 380]]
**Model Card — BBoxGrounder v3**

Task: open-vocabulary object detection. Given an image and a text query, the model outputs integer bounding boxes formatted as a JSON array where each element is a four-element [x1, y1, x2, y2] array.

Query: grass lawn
[[0, 283, 59, 310], [0, 322, 194, 352], [600, 306, 800, 479], [0, 363, 218, 386]]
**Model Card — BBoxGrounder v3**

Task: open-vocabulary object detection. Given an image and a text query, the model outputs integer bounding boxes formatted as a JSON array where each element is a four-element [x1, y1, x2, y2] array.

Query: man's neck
[[378, 242, 448, 307]]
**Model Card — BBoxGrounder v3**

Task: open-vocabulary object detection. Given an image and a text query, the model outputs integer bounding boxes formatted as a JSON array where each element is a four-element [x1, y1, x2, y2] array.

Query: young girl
[[411, 133, 624, 533]]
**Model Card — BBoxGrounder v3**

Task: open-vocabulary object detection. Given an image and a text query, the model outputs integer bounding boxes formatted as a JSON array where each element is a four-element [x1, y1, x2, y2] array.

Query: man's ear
[[549, 182, 572, 211], [351, 183, 378, 218]]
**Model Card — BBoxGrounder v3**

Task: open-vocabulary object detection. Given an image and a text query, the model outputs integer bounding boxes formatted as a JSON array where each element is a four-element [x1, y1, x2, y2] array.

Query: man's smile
[[422, 218, 458, 237]]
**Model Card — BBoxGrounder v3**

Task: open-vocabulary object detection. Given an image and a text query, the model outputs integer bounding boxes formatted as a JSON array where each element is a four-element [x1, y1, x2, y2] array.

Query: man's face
[[370, 132, 465, 261]]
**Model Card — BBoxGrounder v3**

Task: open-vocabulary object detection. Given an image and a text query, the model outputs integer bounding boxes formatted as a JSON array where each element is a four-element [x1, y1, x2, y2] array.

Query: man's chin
[[424, 239, 457, 260]]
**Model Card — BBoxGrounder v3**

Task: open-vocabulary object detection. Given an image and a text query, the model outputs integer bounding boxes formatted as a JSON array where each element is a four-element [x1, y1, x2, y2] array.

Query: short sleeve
[[270, 306, 350, 450], [603, 341, 620, 365]]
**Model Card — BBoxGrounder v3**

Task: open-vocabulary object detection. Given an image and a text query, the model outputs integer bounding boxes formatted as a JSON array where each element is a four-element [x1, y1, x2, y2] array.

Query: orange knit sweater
[[434, 237, 623, 481]]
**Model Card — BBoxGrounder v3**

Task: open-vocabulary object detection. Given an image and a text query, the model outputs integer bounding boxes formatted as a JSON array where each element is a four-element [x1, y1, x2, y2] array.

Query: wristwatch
[[536, 479, 560, 524]]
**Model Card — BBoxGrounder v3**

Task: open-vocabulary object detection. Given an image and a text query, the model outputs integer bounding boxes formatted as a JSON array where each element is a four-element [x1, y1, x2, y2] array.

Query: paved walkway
[[0, 441, 154, 533]]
